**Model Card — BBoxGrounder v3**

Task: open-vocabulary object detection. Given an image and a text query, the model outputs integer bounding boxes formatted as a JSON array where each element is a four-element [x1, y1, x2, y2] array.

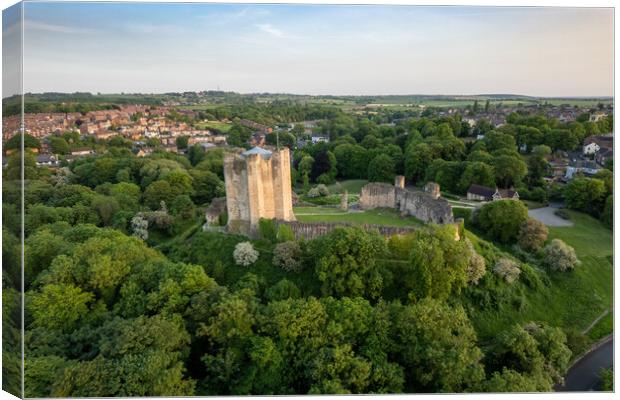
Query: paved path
[[528, 205, 574, 227], [557, 336, 613, 391]]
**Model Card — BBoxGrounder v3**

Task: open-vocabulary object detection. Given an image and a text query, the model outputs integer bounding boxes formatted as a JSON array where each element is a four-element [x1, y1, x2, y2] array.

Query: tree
[[298, 155, 314, 189], [465, 239, 486, 284], [272, 241, 303, 272], [109, 182, 141, 212], [334, 144, 368, 179], [27, 284, 94, 332], [233, 242, 259, 266], [543, 239, 579, 272], [131, 215, 148, 240], [459, 162, 495, 193], [477, 200, 528, 243], [50, 136, 70, 154], [493, 258, 521, 283], [492, 155, 527, 188], [91, 195, 121, 226], [171, 195, 195, 219], [143, 180, 176, 210], [175, 135, 189, 150], [517, 219, 548, 252], [311, 227, 387, 299], [404, 225, 469, 301], [190, 170, 225, 205], [564, 177, 606, 216], [367, 154, 395, 183], [405, 143, 433, 183], [485, 323, 571, 391], [393, 298, 484, 392]]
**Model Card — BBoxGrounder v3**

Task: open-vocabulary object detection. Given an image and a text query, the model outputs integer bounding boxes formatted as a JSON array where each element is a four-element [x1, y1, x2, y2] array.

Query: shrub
[[272, 241, 303, 272], [465, 239, 486, 284], [306, 187, 321, 198], [518, 218, 548, 252], [554, 209, 570, 220], [233, 241, 259, 267], [307, 184, 330, 198], [543, 239, 579, 272], [316, 174, 334, 185], [258, 218, 278, 242], [493, 258, 521, 283], [277, 224, 295, 242]]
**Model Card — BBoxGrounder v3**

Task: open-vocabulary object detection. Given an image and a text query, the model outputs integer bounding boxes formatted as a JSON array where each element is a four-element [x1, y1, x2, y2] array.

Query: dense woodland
[[2, 99, 613, 396]]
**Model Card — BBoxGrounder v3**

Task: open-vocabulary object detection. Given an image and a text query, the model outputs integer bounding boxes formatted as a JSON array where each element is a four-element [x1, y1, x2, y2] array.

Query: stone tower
[[223, 146, 296, 236]]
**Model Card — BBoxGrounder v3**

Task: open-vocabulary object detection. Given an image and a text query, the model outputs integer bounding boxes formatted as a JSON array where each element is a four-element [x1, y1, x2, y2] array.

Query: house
[[311, 135, 329, 144], [565, 159, 600, 179], [583, 135, 613, 155], [589, 112, 607, 122], [36, 154, 59, 167], [467, 184, 519, 202], [596, 148, 613, 166], [71, 148, 94, 157]]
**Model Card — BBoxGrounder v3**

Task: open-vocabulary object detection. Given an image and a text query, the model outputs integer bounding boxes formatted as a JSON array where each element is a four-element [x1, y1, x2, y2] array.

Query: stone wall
[[278, 220, 418, 241], [359, 183, 397, 209], [359, 181, 454, 224]]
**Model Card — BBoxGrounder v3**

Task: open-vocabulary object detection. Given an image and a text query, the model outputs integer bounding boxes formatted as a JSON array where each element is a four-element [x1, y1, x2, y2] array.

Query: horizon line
[[3, 91, 615, 100]]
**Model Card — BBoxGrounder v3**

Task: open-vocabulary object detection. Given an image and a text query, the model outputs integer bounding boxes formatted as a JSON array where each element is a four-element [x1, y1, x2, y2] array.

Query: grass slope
[[466, 210, 613, 344]]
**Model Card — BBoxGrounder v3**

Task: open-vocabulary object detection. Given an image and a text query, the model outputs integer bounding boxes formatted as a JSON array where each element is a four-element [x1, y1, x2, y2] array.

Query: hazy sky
[[2, 2, 615, 97]]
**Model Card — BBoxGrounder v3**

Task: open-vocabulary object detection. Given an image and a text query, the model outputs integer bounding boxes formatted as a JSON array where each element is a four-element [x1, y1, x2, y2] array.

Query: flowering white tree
[[544, 239, 579, 272], [233, 241, 259, 266], [131, 214, 149, 240], [493, 258, 521, 284]]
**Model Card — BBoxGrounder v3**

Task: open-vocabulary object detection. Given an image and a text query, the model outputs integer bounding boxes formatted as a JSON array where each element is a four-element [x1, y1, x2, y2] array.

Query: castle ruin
[[359, 177, 454, 224], [223, 146, 296, 236]]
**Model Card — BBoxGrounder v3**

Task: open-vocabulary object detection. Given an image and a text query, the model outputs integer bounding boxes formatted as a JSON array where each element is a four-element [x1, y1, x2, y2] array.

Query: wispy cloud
[[25, 20, 95, 34], [256, 23, 283, 38]]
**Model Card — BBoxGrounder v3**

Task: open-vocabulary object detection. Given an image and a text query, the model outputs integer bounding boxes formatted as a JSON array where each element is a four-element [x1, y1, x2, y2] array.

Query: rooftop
[[242, 146, 272, 159]]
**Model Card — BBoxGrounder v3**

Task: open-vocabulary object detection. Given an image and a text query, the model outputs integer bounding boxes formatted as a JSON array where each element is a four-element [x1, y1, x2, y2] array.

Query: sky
[[2, 2, 615, 97]]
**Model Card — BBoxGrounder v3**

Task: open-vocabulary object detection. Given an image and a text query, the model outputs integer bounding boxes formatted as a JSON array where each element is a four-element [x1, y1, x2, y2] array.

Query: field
[[294, 207, 423, 227], [468, 210, 613, 345], [195, 120, 232, 133]]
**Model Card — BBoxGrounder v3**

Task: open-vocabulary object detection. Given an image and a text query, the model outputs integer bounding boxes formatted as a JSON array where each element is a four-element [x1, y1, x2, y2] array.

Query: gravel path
[[528, 206, 574, 227]]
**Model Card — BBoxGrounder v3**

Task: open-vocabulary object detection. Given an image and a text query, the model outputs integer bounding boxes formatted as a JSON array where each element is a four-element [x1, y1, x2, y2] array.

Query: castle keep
[[223, 146, 295, 235], [359, 177, 454, 224]]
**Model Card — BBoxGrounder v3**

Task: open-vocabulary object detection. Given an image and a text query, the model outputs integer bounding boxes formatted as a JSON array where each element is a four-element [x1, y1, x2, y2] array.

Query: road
[[557, 336, 613, 391]]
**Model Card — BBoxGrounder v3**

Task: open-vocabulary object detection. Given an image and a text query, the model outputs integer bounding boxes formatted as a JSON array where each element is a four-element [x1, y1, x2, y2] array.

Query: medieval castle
[[216, 146, 456, 239], [223, 146, 296, 236]]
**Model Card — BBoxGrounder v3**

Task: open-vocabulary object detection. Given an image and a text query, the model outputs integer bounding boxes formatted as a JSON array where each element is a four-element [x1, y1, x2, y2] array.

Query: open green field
[[469, 210, 613, 343], [195, 120, 232, 133], [326, 179, 369, 194], [294, 207, 422, 227], [294, 206, 348, 215]]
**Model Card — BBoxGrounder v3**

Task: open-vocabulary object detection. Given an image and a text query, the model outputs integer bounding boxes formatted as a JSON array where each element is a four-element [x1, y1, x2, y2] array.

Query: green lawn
[[327, 180, 369, 194], [587, 312, 613, 342], [294, 206, 348, 215], [195, 121, 232, 133], [295, 208, 422, 227], [468, 209, 613, 344]]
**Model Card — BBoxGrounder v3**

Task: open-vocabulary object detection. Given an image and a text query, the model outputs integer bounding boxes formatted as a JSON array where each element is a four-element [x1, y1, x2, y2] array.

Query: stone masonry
[[359, 177, 454, 224], [223, 146, 296, 236]]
